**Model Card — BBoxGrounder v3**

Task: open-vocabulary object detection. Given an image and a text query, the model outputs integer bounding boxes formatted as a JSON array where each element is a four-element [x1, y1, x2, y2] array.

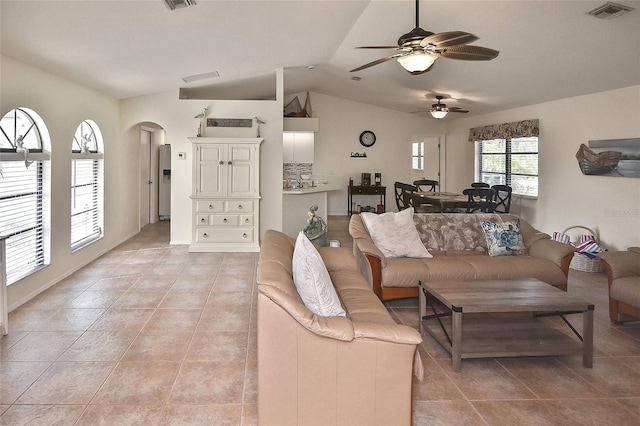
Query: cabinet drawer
[[240, 215, 253, 226], [196, 200, 224, 213], [225, 200, 253, 213], [196, 214, 211, 226], [196, 228, 255, 243], [211, 215, 239, 226]]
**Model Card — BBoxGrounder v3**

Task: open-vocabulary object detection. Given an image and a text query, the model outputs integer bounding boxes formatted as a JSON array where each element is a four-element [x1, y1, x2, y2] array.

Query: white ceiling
[[2, 0, 640, 117]]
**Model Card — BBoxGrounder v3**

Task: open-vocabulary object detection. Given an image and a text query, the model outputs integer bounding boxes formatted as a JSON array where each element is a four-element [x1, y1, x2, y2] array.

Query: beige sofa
[[257, 229, 422, 426], [600, 247, 640, 323], [349, 213, 575, 301]]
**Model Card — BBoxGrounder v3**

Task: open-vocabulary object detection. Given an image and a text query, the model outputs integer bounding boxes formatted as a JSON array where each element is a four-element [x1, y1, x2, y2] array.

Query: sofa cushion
[[414, 213, 502, 252], [361, 208, 432, 258], [481, 218, 526, 256], [292, 232, 346, 317], [381, 255, 569, 288]]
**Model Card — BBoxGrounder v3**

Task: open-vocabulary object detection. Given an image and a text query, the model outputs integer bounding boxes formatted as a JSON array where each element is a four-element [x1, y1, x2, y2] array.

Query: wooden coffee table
[[418, 278, 594, 372]]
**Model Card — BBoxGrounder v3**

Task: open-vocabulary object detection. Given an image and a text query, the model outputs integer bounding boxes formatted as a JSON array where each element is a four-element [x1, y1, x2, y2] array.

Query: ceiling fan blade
[[436, 45, 499, 60], [448, 108, 469, 113], [350, 53, 405, 72], [420, 31, 478, 48], [355, 45, 403, 49]]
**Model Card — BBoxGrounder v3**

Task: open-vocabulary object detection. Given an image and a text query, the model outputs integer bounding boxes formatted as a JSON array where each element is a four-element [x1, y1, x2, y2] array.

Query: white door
[[411, 135, 445, 189], [139, 129, 152, 228], [423, 136, 440, 181]]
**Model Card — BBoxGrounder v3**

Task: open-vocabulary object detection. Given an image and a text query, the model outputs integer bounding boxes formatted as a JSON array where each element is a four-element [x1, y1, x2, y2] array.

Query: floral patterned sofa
[[349, 213, 575, 301]]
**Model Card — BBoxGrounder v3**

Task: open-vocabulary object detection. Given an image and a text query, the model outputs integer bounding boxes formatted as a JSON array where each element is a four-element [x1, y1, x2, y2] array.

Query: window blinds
[[0, 161, 46, 283], [71, 158, 102, 249]]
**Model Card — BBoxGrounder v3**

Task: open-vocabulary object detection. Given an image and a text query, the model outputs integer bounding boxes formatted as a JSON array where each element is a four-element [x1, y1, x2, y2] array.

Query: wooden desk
[[417, 192, 467, 212], [348, 185, 386, 216]]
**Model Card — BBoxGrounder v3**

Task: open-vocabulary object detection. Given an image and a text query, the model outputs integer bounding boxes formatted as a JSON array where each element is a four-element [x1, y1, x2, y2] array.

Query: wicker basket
[[563, 225, 604, 273]]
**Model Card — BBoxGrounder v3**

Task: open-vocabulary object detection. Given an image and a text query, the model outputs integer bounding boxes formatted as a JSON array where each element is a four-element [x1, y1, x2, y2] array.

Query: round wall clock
[[359, 130, 376, 147]]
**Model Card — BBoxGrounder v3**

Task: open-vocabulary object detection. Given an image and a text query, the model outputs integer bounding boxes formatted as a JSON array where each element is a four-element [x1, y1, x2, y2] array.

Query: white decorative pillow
[[361, 207, 432, 258], [480, 219, 526, 256], [292, 232, 346, 317]]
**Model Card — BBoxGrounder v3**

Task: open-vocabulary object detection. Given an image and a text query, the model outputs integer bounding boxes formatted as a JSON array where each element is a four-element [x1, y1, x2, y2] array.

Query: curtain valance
[[468, 119, 539, 142]]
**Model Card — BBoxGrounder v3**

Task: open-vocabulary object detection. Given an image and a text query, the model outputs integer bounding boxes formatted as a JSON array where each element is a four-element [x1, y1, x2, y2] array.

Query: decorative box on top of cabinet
[[189, 137, 263, 252]]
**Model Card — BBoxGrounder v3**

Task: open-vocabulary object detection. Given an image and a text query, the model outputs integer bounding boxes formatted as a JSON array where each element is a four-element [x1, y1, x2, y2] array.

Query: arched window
[[71, 120, 103, 250], [0, 107, 51, 284]]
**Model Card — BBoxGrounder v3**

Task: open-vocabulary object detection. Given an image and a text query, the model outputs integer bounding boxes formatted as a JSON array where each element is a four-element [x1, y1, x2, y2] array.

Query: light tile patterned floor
[[1, 219, 640, 425]]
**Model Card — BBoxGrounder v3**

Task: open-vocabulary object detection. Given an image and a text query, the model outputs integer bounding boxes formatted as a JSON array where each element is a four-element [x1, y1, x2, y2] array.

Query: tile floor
[[1, 219, 640, 425]]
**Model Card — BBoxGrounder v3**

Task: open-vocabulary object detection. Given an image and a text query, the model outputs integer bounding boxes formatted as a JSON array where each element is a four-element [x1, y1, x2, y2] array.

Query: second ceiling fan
[[350, 0, 499, 75]]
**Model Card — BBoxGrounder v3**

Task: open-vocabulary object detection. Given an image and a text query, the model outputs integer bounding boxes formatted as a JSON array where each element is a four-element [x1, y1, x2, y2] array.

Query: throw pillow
[[292, 232, 346, 317], [480, 219, 526, 256], [361, 207, 432, 258]]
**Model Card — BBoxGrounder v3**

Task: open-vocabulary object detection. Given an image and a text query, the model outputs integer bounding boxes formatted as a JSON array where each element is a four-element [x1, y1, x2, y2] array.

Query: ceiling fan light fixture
[[397, 52, 436, 72], [430, 109, 448, 119]]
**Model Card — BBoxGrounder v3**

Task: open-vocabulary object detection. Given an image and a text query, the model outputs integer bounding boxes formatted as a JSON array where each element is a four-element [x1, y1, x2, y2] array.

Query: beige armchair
[[600, 247, 640, 323]]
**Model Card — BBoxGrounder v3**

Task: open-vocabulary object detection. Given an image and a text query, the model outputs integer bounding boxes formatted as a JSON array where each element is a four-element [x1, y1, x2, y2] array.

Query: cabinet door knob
[[203, 233, 208, 238], [200, 218, 206, 223], [223, 218, 228, 223], [238, 204, 243, 209], [219, 161, 224, 165], [243, 233, 248, 238], [227, 161, 232, 165], [209, 204, 214, 209], [244, 218, 249, 224]]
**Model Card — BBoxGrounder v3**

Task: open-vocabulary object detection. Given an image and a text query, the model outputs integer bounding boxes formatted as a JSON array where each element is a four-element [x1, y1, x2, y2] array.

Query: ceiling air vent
[[163, 0, 196, 11], [588, 2, 634, 19]]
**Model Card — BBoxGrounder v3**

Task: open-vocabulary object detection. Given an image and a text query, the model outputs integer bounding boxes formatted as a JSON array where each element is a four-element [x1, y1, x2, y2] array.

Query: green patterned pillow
[[480, 219, 526, 256]]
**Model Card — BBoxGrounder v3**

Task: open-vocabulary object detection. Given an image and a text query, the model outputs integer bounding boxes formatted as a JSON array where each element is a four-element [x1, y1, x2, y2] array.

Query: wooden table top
[[422, 278, 593, 314]]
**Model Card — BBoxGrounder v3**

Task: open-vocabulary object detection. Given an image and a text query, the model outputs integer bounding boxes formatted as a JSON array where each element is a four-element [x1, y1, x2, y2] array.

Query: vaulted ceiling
[[2, 1, 639, 117]]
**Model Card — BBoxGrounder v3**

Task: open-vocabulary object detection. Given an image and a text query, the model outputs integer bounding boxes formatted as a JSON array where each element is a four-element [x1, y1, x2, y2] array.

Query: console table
[[348, 185, 386, 216]]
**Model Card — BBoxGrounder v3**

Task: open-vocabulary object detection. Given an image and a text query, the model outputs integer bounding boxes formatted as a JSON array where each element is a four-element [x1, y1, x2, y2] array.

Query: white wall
[[444, 85, 640, 251], [1, 56, 139, 308], [299, 92, 446, 214], [119, 74, 284, 245]]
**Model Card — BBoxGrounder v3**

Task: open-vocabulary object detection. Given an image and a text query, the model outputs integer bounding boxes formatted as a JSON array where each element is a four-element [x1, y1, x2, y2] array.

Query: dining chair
[[462, 188, 496, 213], [401, 183, 418, 210], [394, 182, 416, 210], [394, 182, 405, 210], [470, 182, 490, 188], [491, 184, 513, 213], [413, 179, 439, 192]]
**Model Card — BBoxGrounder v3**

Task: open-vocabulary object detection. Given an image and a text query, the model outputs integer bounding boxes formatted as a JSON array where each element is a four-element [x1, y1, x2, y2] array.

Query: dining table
[[417, 191, 468, 212]]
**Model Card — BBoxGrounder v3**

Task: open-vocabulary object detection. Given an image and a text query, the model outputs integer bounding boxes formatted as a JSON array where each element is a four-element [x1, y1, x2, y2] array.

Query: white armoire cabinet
[[189, 137, 263, 252]]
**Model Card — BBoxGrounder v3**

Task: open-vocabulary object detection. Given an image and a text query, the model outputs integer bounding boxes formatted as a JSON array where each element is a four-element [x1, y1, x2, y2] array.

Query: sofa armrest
[[528, 238, 576, 270], [258, 289, 355, 341], [599, 250, 640, 280], [353, 238, 387, 268], [352, 321, 423, 345]]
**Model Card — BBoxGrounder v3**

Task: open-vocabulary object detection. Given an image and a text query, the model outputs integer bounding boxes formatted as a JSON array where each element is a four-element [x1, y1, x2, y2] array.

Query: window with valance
[[470, 119, 539, 197], [468, 119, 539, 142]]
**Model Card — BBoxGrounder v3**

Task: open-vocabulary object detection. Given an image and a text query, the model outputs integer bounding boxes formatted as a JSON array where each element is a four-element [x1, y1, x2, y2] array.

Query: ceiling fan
[[414, 96, 469, 119], [428, 96, 468, 119], [350, 0, 499, 75]]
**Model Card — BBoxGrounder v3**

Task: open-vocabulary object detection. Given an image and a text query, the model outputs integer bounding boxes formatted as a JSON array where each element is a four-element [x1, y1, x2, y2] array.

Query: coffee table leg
[[452, 307, 462, 372], [583, 305, 594, 368]]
